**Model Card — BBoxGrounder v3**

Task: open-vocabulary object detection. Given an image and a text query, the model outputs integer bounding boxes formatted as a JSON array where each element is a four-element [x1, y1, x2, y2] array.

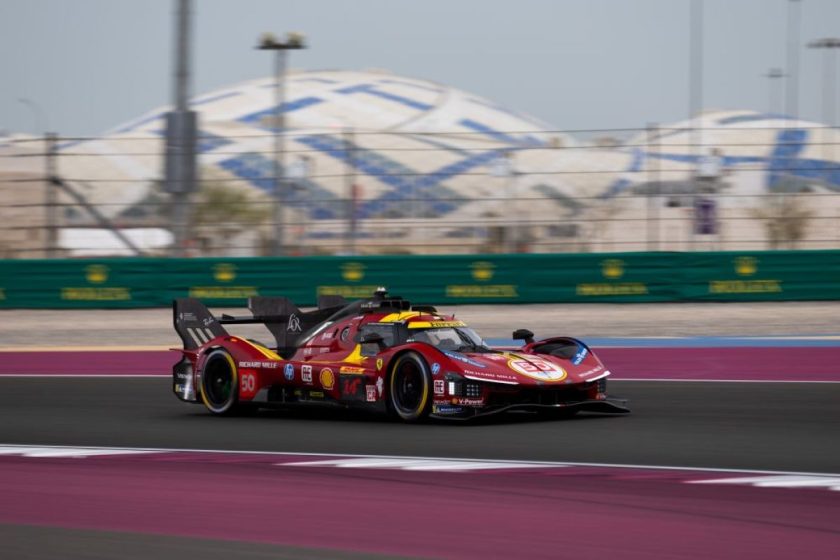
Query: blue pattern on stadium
[[603, 128, 840, 197], [601, 148, 645, 198], [296, 134, 508, 218], [217, 152, 341, 219], [149, 129, 232, 153], [237, 97, 324, 130], [111, 111, 167, 134], [111, 93, 240, 134], [458, 118, 544, 147], [335, 83, 433, 111], [195, 131, 233, 153]]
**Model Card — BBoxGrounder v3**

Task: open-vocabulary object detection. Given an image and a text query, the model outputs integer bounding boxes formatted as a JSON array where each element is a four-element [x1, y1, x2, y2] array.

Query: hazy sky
[[1, 0, 839, 137]]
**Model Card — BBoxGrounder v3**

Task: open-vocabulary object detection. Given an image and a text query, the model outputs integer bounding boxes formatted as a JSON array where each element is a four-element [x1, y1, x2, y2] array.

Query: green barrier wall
[[1, 250, 838, 308]]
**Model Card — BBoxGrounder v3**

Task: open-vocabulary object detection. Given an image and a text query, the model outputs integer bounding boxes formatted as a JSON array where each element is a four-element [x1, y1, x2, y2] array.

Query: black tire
[[387, 352, 432, 422], [200, 349, 240, 415]]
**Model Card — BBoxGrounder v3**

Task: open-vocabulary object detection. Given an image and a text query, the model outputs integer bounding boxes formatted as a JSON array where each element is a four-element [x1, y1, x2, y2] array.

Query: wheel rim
[[204, 356, 233, 406], [393, 359, 425, 415]]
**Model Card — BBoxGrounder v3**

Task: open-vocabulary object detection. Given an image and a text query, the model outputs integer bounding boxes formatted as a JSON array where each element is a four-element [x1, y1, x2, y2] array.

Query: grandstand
[[3, 70, 840, 256]]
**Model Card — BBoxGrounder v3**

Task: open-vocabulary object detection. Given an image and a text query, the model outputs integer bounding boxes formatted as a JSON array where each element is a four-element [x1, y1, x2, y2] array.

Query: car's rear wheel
[[200, 349, 240, 415], [387, 352, 432, 422]]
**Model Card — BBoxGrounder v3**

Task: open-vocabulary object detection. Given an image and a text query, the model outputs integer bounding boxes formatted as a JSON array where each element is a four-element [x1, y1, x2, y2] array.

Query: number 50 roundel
[[507, 356, 567, 382]]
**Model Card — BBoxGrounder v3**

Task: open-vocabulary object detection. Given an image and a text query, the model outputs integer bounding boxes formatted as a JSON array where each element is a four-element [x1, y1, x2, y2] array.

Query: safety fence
[[0, 250, 838, 308], [2, 124, 840, 259]]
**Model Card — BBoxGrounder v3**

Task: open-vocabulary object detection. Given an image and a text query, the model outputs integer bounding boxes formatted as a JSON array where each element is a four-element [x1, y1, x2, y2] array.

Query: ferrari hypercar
[[172, 288, 629, 421]]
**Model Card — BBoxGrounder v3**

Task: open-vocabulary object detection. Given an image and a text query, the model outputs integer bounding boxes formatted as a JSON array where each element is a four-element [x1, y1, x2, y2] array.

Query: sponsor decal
[[317, 285, 379, 298], [238, 361, 278, 369], [601, 259, 624, 279], [309, 391, 324, 399], [376, 377, 384, 397], [301, 365, 313, 383], [445, 285, 518, 298], [287, 313, 302, 333], [455, 398, 484, 406], [213, 263, 236, 282], [284, 363, 294, 381], [85, 264, 109, 284], [434, 379, 445, 395], [341, 262, 365, 281], [704, 253, 782, 294], [431, 363, 441, 376], [432, 404, 464, 415], [407, 321, 468, 329], [443, 351, 487, 368], [365, 385, 377, 402], [462, 370, 518, 382], [61, 287, 131, 301], [322, 331, 334, 340], [376, 358, 384, 371], [734, 256, 758, 276], [579, 365, 605, 377], [471, 261, 495, 281], [576, 259, 648, 297], [571, 346, 588, 365], [508, 355, 567, 382], [188, 286, 258, 299], [341, 376, 364, 398], [339, 366, 366, 375], [239, 372, 257, 398], [576, 283, 648, 296], [320, 368, 335, 390], [708, 279, 782, 294]]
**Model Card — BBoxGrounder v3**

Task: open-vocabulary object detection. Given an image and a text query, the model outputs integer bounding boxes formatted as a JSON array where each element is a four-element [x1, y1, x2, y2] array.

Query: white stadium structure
[[2, 68, 839, 256]]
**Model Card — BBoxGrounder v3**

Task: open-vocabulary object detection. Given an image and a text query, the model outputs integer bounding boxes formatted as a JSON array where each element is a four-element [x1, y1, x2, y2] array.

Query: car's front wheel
[[387, 352, 432, 422], [200, 349, 240, 415]]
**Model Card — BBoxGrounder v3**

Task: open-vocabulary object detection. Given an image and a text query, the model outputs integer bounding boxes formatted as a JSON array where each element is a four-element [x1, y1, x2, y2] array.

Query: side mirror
[[512, 329, 535, 344], [361, 332, 386, 350]]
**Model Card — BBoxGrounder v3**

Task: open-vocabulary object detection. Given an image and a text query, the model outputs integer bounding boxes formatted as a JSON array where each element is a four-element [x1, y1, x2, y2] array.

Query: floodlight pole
[[257, 33, 306, 256], [808, 39, 840, 155]]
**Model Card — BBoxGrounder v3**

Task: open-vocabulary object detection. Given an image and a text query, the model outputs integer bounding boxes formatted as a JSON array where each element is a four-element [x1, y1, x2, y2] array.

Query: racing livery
[[172, 288, 629, 421]]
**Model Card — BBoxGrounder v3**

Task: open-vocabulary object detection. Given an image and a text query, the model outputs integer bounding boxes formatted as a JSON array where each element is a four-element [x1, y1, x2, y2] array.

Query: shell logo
[[319, 368, 335, 390], [601, 259, 624, 279], [734, 256, 757, 277], [341, 262, 365, 282], [85, 265, 109, 284], [213, 263, 236, 282], [471, 261, 495, 281]]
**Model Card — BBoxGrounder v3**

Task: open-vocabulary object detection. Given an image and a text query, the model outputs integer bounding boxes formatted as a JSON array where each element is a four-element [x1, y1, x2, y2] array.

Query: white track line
[[0, 444, 837, 478]]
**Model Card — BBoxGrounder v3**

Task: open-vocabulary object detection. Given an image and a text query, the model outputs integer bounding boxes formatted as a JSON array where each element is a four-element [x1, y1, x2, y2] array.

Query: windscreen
[[407, 327, 487, 352]]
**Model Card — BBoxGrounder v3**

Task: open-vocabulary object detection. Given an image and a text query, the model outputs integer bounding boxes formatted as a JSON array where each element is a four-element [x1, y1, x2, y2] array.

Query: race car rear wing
[[172, 295, 348, 356], [173, 298, 229, 350], [248, 296, 347, 357]]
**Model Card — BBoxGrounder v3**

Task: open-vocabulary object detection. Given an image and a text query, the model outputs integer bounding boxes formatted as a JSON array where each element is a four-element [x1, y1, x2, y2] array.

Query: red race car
[[172, 288, 629, 421]]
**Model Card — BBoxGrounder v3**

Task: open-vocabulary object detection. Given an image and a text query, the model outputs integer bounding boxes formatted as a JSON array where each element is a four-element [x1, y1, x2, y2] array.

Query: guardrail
[[0, 250, 838, 308]]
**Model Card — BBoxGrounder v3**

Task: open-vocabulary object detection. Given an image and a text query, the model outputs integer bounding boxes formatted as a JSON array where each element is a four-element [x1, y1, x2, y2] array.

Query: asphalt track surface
[[1, 377, 838, 473], [1, 377, 839, 559], [2, 299, 839, 558]]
